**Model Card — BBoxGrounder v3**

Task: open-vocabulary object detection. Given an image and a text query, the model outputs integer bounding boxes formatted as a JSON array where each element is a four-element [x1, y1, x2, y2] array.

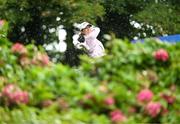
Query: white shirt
[[74, 27, 105, 58]]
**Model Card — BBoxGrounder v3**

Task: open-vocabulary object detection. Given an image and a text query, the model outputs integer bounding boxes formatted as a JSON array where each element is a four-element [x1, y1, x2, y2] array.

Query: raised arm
[[86, 27, 100, 39]]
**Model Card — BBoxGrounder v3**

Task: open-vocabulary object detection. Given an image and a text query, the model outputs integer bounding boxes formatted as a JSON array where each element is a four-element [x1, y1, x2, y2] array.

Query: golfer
[[74, 22, 105, 58]]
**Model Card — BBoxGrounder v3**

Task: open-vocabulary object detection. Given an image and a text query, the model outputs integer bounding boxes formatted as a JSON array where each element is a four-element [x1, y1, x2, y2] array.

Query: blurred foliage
[[0, 22, 180, 124]]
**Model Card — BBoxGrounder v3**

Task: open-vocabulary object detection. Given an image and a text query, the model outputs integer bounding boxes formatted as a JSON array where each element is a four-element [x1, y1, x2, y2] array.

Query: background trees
[[0, 0, 104, 44], [0, 0, 180, 65]]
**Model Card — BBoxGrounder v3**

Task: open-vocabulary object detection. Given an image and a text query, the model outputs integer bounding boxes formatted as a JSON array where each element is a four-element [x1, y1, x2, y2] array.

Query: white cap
[[78, 22, 90, 31]]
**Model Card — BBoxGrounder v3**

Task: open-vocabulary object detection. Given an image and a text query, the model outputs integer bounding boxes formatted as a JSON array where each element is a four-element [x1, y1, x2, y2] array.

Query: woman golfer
[[74, 22, 105, 58]]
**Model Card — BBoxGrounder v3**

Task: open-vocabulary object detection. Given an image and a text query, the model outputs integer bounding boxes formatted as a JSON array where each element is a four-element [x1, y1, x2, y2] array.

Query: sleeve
[[73, 34, 90, 50], [86, 27, 100, 39], [73, 34, 80, 46]]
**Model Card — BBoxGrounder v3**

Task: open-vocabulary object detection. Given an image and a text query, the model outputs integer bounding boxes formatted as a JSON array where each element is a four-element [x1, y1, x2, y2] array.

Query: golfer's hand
[[76, 42, 83, 49]]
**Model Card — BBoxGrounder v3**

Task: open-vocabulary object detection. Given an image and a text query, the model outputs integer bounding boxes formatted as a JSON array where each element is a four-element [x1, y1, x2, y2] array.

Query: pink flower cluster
[[110, 109, 126, 123], [11, 43, 27, 55], [137, 89, 162, 117], [11, 43, 50, 66], [153, 49, 169, 62], [19, 56, 31, 66], [104, 97, 115, 106], [1, 84, 29, 105], [32, 52, 50, 66], [137, 89, 153, 103], [145, 102, 161, 118], [161, 93, 175, 104]]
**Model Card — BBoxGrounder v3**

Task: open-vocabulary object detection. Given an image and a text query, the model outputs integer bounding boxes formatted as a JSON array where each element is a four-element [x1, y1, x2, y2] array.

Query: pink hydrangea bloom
[[137, 89, 153, 103], [110, 109, 126, 123], [12, 91, 29, 104], [161, 94, 175, 104], [153, 49, 169, 62], [40, 53, 50, 65], [145, 102, 161, 118], [11, 43, 27, 55], [32, 52, 50, 66], [20, 56, 31, 66], [104, 97, 115, 106], [2, 84, 29, 104], [2, 84, 20, 99]]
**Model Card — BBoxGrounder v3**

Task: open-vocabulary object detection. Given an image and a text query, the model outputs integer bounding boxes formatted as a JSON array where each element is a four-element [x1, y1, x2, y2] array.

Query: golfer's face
[[81, 26, 91, 35]]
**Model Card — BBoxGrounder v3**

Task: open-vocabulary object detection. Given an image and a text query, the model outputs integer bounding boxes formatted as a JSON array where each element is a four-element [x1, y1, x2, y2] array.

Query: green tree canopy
[[0, 0, 180, 65], [0, 0, 104, 45]]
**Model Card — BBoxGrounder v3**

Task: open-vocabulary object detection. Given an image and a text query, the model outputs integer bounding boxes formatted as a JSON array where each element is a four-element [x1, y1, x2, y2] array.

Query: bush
[[0, 21, 180, 124]]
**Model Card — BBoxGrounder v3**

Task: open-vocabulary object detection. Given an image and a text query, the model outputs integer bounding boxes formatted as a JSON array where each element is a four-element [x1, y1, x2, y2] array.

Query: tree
[[97, 0, 150, 39], [1, 0, 180, 66], [98, 0, 180, 40], [0, 0, 104, 45], [0, 0, 105, 66], [134, 0, 180, 36]]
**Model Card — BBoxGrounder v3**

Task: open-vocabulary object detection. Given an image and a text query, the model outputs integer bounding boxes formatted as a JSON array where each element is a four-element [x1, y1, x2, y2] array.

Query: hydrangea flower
[[110, 109, 126, 123], [145, 102, 161, 117], [11, 43, 27, 55], [137, 89, 153, 103], [153, 49, 169, 62]]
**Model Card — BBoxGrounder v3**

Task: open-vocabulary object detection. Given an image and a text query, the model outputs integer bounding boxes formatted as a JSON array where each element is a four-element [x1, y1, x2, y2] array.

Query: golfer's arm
[[88, 27, 100, 39]]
